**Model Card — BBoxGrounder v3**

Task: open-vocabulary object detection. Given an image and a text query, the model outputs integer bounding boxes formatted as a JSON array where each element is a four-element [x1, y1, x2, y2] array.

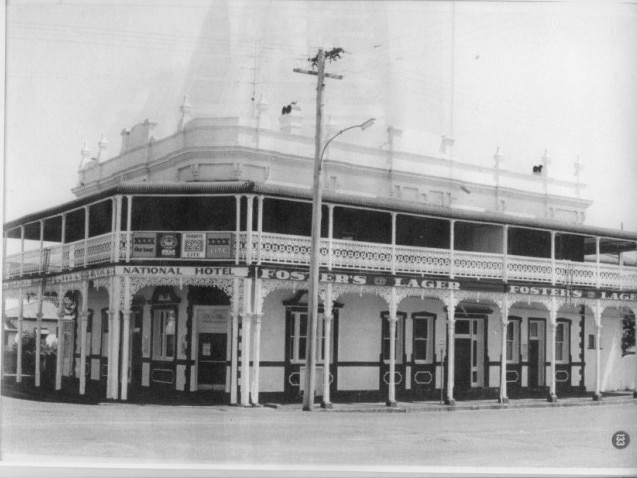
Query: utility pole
[[294, 48, 342, 411]]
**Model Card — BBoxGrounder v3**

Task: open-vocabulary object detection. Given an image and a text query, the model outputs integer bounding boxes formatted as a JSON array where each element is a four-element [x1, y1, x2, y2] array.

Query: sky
[[3, 0, 637, 232]]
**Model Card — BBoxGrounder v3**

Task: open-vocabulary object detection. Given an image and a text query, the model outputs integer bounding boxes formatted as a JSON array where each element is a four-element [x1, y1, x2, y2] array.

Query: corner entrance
[[194, 307, 229, 391]]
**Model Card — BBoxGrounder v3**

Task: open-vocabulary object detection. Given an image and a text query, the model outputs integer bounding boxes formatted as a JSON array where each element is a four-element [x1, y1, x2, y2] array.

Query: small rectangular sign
[[131, 232, 157, 258], [206, 233, 233, 259], [182, 233, 206, 259], [157, 233, 181, 258]]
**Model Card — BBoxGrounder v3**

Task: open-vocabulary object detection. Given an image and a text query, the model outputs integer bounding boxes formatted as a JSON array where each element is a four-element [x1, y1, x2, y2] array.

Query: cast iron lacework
[[394, 246, 450, 275], [331, 239, 392, 271], [506, 256, 553, 282], [453, 252, 503, 279], [124, 276, 235, 310]]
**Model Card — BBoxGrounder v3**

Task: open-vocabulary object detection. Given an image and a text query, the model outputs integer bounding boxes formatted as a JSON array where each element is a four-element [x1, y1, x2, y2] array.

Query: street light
[[303, 117, 375, 411]]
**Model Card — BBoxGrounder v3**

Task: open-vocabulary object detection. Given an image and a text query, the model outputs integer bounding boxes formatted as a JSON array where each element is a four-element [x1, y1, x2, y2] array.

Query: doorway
[[453, 317, 485, 392], [528, 319, 545, 388], [129, 307, 143, 389], [194, 307, 229, 391]]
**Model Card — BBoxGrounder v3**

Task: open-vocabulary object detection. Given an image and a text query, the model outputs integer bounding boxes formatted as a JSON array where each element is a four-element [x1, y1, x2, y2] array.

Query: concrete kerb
[[264, 395, 637, 414]]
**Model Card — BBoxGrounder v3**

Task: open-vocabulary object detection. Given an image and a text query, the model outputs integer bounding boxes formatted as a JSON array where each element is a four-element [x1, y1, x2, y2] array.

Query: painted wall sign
[[507, 285, 637, 301], [182, 233, 206, 259], [157, 233, 181, 258], [2, 279, 34, 289], [50, 272, 83, 284], [116, 266, 249, 277], [87, 267, 115, 279], [2, 268, 116, 289], [258, 268, 461, 290], [256, 267, 637, 301], [206, 233, 233, 259], [131, 232, 157, 258]]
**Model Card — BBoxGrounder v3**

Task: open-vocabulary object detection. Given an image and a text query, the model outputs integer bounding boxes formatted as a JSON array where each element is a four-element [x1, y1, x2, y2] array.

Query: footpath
[[265, 393, 636, 413]]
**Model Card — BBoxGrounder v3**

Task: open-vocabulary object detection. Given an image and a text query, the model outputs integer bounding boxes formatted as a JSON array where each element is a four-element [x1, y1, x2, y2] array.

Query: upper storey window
[[599, 238, 636, 266], [507, 227, 551, 258], [88, 200, 113, 237], [131, 196, 236, 231], [64, 208, 85, 243], [332, 206, 391, 244], [396, 214, 450, 249], [555, 233, 595, 262], [262, 198, 315, 236], [454, 221, 504, 254]]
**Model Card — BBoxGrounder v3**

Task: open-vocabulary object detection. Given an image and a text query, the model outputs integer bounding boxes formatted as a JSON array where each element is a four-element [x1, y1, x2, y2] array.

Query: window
[[507, 227, 551, 258], [290, 312, 308, 363], [381, 313, 404, 362], [395, 215, 450, 249], [289, 312, 329, 363], [454, 222, 504, 253], [412, 314, 434, 362], [153, 308, 176, 360], [588, 334, 596, 350], [506, 320, 520, 363], [555, 322, 570, 363], [333, 207, 391, 244]]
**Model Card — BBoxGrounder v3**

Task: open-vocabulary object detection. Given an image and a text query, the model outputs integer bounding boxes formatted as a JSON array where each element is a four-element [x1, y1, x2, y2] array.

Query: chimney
[[121, 119, 157, 153], [120, 128, 130, 154]]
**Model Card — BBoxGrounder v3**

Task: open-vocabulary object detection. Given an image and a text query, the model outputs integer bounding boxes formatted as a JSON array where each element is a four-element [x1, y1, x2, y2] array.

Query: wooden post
[[548, 297, 558, 402], [250, 278, 263, 406], [303, 48, 326, 412], [445, 290, 456, 406], [16, 290, 24, 383], [499, 296, 509, 404], [593, 300, 602, 401], [246, 195, 254, 264], [391, 213, 397, 275], [79, 280, 89, 395], [55, 284, 64, 391], [321, 283, 333, 409], [386, 287, 398, 407], [120, 276, 132, 401], [230, 277, 240, 404]]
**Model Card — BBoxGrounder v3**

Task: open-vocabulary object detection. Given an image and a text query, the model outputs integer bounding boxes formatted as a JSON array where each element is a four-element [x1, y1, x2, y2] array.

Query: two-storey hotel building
[[3, 112, 636, 406]]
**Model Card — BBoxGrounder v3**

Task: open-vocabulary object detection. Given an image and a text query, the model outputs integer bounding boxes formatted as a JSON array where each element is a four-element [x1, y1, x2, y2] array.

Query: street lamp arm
[[319, 118, 375, 163]]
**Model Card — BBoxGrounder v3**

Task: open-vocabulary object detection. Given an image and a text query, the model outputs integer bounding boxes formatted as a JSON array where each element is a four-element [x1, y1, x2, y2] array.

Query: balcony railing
[[4, 231, 637, 291]]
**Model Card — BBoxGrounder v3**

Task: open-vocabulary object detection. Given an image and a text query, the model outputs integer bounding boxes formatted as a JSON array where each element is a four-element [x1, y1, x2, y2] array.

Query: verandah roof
[[4, 180, 637, 244]]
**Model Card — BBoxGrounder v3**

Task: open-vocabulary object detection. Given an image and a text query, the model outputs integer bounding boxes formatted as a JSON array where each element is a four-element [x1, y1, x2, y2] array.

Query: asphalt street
[[1, 397, 636, 474]]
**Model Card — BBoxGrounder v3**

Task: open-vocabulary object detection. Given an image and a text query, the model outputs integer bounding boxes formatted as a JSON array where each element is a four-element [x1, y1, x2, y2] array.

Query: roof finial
[[178, 95, 193, 130], [79, 141, 91, 169], [493, 146, 504, 169], [97, 134, 109, 161], [574, 155, 584, 197]]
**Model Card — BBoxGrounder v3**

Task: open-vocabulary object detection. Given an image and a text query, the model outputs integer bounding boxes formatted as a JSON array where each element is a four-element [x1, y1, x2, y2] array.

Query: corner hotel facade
[[3, 108, 637, 406]]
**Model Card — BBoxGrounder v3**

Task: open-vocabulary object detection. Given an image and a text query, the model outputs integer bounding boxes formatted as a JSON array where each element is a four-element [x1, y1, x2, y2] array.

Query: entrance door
[[130, 308, 143, 388], [195, 307, 229, 391], [453, 317, 485, 394], [197, 333, 227, 390], [454, 338, 472, 391], [528, 319, 545, 388]]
